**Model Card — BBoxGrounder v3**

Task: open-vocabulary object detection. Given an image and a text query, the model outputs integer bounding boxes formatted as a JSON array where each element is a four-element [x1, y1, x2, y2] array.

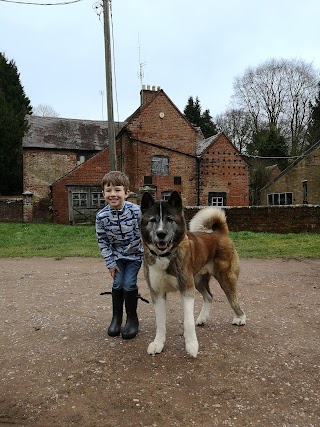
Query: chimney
[[140, 85, 160, 107]]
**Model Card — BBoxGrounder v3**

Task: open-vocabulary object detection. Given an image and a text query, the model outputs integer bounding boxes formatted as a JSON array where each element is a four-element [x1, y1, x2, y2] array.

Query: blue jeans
[[112, 259, 142, 292]]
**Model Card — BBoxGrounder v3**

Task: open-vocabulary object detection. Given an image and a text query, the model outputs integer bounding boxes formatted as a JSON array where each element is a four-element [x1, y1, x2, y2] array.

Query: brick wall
[[129, 90, 197, 156], [0, 197, 23, 222], [123, 138, 196, 205], [184, 205, 320, 233], [123, 89, 198, 204], [23, 148, 77, 221], [199, 134, 250, 206], [52, 150, 110, 224]]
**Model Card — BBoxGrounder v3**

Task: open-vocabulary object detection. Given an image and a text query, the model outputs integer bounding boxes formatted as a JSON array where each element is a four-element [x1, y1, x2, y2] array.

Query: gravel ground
[[1, 257, 320, 427]]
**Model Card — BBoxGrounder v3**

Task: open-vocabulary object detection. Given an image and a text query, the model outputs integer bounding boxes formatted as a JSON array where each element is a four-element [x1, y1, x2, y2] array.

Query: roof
[[260, 139, 320, 192], [196, 133, 220, 156], [23, 115, 125, 151]]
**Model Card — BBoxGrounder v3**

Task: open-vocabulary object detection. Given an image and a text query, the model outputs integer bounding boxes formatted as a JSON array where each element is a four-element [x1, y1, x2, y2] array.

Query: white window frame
[[211, 197, 224, 206], [267, 192, 293, 206]]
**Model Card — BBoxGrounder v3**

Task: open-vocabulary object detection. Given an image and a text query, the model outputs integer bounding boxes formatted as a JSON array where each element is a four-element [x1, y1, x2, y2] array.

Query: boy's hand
[[109, 266, 121, 279]]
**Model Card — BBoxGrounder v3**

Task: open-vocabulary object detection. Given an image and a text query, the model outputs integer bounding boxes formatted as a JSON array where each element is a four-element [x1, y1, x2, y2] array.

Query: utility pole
[[103, 0, 117, 170]]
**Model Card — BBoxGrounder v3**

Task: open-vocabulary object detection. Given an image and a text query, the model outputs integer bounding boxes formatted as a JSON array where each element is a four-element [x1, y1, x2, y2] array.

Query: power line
[[0, 0, 83, 5], [242, 154, 307, 160]]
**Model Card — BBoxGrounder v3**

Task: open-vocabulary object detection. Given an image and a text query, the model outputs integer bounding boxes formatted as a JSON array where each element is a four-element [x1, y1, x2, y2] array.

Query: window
[[268, 192, 293, 205], [208, 192, 226, 206], [174, 176, 181, 185], [68, 186, 104, 224], [151, 155, 169, 176], [302, 181, 308, 204], [211, 197, 224, 206], [144, 176, 152, 185], [91, 192, 105, 208], [77, 155, 85, 165], [161, 191, 172, 201], [72, 192, 88, 207]]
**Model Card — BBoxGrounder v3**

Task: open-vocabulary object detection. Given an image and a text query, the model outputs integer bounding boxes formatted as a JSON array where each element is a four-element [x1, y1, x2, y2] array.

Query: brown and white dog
[[140, 191, 246, 358]]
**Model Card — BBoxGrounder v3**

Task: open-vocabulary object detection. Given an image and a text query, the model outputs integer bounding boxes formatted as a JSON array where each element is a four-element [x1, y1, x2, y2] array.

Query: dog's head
[[140, 191, 186, 256]]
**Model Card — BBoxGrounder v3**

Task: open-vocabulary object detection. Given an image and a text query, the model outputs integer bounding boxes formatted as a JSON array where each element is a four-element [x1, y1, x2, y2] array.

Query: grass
[[0, 223, 100, 258], [230, 231, 320, 259], [0, 223, 319, 259]]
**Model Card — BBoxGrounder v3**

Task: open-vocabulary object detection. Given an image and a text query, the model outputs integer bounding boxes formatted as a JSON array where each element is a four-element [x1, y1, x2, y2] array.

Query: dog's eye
[[149, 217, 157, 223], [166, 216, 175, 222]]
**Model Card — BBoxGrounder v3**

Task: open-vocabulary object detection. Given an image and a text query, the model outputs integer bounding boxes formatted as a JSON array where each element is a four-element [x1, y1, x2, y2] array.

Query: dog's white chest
[[148, 257, 179, 294]]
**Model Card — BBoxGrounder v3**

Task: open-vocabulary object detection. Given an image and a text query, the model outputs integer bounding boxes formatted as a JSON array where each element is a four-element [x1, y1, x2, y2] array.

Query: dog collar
[[149, 248, 171, 258]]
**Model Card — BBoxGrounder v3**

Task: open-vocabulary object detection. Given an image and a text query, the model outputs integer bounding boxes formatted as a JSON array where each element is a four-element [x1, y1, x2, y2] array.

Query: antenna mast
[[138, 35, 146, 104]]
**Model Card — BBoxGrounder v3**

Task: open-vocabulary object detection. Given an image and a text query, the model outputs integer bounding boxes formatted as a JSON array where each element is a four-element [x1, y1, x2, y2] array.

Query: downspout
[[196, 156, 201, 206]]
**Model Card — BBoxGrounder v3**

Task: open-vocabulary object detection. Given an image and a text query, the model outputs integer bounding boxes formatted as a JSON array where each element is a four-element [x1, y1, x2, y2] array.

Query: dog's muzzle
[[155, 230, 172, 252]]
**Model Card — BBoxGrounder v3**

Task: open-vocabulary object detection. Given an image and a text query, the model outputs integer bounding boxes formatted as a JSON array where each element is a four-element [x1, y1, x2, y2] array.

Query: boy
[[96, 171, 143, 339]]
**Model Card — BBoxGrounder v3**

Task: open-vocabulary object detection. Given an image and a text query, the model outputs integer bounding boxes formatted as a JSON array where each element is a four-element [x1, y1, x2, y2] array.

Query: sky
[[1, 0, 320, 122]]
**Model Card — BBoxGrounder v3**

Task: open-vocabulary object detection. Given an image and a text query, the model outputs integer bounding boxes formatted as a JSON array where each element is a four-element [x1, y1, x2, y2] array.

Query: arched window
[[151, 155, 169, 176]]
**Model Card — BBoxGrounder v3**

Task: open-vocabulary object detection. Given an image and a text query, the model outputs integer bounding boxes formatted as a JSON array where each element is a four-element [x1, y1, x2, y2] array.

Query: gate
[[68, 185, 105, 225]]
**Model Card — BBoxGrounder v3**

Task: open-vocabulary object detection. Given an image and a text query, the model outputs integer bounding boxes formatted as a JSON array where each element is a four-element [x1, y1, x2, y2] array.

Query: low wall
[[0, 197, 24, 222], [0, 192, 33, 223], [185, 205, 320, 233], [1, 199, 319, 233]]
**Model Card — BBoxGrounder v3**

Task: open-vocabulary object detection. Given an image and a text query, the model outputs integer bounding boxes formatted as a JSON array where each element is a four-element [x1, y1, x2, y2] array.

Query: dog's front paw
[[195, 316, 206, 326], [147, 341, 164, 356], [185, 340, 199, 358], [232, 313, 246, 326]]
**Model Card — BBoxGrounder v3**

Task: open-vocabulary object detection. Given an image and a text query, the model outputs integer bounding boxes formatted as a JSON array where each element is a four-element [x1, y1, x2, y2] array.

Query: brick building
[[51, 87, 249, 224], [260, 140, 320, 206], [197, 133, 249, 206], [23, 116, 122, 221]]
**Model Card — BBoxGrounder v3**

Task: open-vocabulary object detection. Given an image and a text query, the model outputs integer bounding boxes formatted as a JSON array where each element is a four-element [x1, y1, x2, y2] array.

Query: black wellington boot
[[107, 289, 124, 337], [122, 289, 139, 339]]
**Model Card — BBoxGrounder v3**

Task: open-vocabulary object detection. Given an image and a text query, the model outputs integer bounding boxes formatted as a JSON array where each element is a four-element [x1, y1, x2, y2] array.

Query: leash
[[100, 291, 149, 303]]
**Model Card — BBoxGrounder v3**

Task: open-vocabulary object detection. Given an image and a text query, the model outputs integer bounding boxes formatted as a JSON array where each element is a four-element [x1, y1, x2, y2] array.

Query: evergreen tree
[[0, 52, 32, 195], [184, 96, 217, 138], [200, 109, 217, 139], [307, 82, 320, 146], [184, 96, 202, 126], [247, 125, 289, 170]]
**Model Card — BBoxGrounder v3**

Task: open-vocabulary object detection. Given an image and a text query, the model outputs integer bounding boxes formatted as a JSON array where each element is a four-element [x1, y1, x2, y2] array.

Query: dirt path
[[1, 257, 320, 427]]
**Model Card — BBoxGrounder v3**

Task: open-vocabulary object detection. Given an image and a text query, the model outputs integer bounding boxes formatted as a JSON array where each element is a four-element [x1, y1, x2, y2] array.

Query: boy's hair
[[101, 171, 130, 191]]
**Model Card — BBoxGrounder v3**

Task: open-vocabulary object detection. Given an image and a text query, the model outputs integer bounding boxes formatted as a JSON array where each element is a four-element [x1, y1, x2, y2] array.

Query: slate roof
[[196, 133, 220, 156], [260, 139, 320, 192], [23, 115, 125, 151]]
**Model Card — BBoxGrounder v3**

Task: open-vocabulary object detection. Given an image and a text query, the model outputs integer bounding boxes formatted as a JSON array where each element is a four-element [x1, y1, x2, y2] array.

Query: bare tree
[[233, 58, 319, 155], [215, 108, 252, 153], [33, 104, 59, 117]]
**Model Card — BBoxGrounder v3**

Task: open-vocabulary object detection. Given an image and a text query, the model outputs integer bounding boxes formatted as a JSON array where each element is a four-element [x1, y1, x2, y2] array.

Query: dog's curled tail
[[189, 207, 229, 234]]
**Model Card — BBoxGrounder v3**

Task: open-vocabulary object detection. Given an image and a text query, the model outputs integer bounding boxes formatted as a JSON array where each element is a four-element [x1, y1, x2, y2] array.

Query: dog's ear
[[168, 191, 183, 211], [141, 192, 155, 213]]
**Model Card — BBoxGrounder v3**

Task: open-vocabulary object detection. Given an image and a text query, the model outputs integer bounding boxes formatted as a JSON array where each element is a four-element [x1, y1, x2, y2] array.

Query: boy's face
[[102, 184, 130, 210]]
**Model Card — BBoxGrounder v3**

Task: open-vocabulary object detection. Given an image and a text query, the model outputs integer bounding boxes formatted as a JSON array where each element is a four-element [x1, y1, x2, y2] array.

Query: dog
[[140, 191, 246, 358]]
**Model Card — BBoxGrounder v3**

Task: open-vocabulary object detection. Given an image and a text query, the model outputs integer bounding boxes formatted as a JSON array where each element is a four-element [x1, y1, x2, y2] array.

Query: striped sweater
[[95, 201, 143, 269]]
